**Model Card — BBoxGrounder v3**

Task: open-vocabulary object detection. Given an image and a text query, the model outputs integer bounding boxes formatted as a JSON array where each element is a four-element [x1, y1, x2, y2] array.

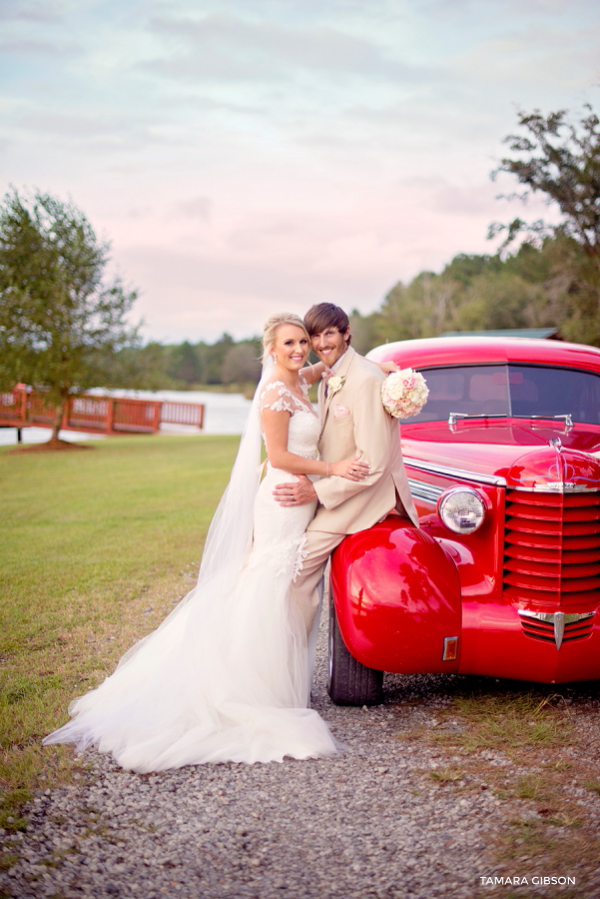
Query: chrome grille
[[503, 489, 600, 612], [519, 611, 594, 643]]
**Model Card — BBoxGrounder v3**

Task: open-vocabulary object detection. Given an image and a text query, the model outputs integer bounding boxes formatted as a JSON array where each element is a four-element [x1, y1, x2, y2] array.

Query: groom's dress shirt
[[329, 352, 346, 373], [321, 349, 347, 403]]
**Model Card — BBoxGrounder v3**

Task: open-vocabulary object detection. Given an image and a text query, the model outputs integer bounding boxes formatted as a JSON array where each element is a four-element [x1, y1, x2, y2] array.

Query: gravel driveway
[[2, 619, 599, 899]]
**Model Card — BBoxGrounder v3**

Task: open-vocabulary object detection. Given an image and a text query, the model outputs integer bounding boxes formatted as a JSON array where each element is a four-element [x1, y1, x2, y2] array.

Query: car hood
[[401, 420, 600, 487]]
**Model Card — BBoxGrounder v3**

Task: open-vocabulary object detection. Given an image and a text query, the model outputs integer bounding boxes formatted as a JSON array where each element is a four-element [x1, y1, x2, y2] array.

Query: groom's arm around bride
[[273, 302, 419, 644]]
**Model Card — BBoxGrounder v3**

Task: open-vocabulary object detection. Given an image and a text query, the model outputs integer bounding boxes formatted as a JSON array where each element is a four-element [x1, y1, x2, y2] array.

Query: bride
[[44, 313, 370, 771]]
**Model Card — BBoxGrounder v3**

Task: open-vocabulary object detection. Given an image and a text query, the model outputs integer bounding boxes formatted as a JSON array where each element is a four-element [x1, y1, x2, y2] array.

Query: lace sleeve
[[259, 381, 294, 415], [298, 369, 310, 396]]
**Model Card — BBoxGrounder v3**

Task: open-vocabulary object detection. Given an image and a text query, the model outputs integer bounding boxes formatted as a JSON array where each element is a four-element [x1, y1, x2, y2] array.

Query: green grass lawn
[[0, 434, 238, 825]]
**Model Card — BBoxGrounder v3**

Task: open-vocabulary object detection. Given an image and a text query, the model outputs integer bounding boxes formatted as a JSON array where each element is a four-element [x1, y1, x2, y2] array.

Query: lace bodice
[[258, 375, 320, 459], [250, 373, 321, 580]]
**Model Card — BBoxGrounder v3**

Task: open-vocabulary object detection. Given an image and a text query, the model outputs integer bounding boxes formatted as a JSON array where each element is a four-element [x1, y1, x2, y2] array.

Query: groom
[[273, 302, 419, 643]]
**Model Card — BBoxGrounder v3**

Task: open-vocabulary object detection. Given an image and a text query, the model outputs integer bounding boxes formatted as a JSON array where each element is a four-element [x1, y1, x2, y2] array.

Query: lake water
[[0, 389, 252, 446]]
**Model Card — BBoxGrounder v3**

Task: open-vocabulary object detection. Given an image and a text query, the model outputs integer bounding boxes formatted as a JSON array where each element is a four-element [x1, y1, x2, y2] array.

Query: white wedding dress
[[44, 375, 337, 771]]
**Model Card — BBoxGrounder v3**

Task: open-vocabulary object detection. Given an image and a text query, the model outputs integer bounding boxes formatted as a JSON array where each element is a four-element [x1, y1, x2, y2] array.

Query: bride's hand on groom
[[331, 457, 370, 481]]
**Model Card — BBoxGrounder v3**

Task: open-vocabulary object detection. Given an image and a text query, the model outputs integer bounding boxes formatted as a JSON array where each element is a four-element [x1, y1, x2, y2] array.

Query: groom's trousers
[[291, 529, 346, 691], [292, 529, 346, 634]]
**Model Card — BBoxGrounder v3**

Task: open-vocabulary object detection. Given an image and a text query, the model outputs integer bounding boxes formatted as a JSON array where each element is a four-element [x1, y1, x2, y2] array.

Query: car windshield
[[404, 364, 600, 425]]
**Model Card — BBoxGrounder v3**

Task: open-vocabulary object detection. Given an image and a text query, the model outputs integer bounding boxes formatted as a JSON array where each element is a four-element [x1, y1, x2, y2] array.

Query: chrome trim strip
[[407, 478, 444, 504], [510, 483, 599, 493], [518, 611, 595, 624], [405, 459, 599, 493], [403, 457, 507, 487]]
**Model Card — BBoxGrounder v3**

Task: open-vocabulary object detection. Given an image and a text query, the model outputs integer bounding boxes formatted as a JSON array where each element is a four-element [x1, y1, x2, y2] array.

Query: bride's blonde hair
[[262, 313, 309, 360]]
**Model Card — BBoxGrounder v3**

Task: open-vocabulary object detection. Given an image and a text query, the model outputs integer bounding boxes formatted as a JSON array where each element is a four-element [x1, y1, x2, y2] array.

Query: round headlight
[[438, 488, 486, 534]]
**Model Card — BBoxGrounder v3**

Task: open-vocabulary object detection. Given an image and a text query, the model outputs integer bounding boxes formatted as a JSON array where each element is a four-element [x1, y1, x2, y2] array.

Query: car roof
[[367, 336, 600, 372]]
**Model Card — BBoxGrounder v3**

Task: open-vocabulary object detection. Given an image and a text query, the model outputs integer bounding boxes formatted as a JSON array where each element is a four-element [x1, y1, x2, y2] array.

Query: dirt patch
[[6, 438, 93, 455]]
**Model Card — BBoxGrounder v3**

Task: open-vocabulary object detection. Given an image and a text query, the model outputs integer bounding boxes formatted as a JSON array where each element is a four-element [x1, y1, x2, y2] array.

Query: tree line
[[117, 334, 263, 391], [1, 103, 599, 439], [349, 235, 587, 354]]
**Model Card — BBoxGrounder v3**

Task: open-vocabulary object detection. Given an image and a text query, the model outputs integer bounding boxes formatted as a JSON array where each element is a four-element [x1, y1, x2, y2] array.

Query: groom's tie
[[321, 368, 333, 400]]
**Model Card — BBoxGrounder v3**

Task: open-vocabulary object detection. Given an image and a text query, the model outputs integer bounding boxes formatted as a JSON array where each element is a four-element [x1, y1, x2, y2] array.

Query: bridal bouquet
[[381, 368, 429, 419]]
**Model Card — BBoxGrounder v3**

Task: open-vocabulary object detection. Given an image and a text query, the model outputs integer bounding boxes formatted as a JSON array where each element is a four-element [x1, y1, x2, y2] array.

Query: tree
[[111, 342, 176, 391], [349, 309, 381, 356], [457, 270, 551, 331], [376, 271, 459, 343], [201, 333, 235, 384], [373, 244, 569, 343], [489, 105, 600, 254], [221, 342, 261, 385], [168, 340, 202, 385], [441, 253, 500, 285], [0, 188, 139, 440], [489, 105, 600, 344]]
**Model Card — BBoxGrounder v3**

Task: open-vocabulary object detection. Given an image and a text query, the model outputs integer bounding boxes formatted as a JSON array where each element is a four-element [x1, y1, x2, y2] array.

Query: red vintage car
[[328, 336, 600, 705]]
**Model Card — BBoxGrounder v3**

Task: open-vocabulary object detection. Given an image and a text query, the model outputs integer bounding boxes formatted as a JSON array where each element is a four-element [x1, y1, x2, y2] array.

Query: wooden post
[[152, 402, 161, 433], [19, 387, 27, 423], [106, 398, 115, 435]]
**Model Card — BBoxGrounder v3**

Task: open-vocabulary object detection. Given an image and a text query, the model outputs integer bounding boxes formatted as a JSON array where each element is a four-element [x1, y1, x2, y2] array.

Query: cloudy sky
[[2, 0, 599, 342]]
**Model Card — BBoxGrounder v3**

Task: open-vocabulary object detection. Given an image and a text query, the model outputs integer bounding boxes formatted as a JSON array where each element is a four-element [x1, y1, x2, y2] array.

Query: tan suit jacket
[[310, 347, 418, 535]]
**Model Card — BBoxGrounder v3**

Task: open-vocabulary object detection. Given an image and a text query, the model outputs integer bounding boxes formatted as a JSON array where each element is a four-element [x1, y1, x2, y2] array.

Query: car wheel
[[327, 597, 383, 706]]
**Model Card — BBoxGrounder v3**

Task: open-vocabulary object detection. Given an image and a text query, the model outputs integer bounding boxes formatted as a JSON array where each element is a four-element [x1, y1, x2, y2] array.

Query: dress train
[[44, 384, 337, 770]]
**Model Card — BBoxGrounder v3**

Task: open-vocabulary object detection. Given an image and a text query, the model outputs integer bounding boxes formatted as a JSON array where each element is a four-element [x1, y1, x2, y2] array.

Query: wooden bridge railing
[[0, 387, 204, 436]]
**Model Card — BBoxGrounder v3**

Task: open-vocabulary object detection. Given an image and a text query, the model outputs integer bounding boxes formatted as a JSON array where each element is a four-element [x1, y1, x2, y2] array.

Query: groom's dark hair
[[304, 303, 351, 344]]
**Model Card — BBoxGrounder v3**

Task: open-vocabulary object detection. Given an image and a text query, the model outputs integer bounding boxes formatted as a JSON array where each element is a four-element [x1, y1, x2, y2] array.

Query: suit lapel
[[319, 347, 355, 437], [318, 376, 326, 417]]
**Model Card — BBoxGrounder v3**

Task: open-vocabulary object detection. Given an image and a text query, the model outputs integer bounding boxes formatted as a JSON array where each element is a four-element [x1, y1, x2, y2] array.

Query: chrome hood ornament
[[553, 612, 565, 650]]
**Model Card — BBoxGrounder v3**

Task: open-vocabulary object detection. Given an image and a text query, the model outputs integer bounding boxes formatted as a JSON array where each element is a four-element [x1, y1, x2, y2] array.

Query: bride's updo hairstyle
[[262, 312, 309, 360]]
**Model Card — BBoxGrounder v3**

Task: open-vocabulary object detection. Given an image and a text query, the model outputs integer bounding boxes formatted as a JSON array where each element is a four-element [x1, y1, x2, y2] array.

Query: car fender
[[330, 516, 462, 673]]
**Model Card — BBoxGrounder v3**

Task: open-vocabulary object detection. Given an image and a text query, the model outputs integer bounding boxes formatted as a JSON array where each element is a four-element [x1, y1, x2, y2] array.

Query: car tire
[[327, 597, 383, 706]]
